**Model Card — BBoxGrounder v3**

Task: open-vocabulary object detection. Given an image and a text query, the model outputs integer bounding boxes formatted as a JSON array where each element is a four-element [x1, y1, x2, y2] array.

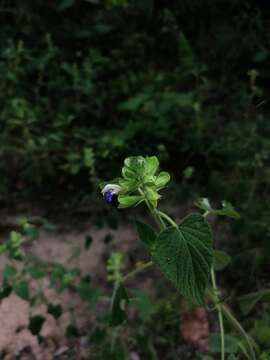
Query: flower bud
[[101, 184, 121, 206]]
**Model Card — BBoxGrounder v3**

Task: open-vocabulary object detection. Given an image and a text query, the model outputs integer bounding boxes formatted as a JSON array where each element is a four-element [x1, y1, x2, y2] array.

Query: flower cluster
[[101, 156, 170, 209]]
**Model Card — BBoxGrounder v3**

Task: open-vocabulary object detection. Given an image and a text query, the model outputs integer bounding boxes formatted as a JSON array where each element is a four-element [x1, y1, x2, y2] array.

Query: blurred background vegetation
[[1, 0, 269, 255], [0, 1, 270, 357]]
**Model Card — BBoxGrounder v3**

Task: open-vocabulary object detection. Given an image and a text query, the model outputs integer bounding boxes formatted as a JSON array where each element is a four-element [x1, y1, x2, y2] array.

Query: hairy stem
[[123, 261, 153, 282], [157, 210, 178, 228], [138, 188, 166, 230], [207, 282, 256, 359], [210, 268, 225, 360], [221, 305, 256, 360]]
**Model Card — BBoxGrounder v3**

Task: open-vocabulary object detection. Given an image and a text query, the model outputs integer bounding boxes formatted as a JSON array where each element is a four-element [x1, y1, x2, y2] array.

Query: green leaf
[[14, 281, 30, 301], [21, 223, 39, 240], [183, 166, 194, 180], [58, 0, 75, 10], [124, 156, 145, 174], [213, 250, 231, 271], [119, 94, 149, 112], [155, 171, 170, 188], [152, 213, 213, 304], [195, 198, 240, 219], [122, 166, 135, 180], [78, 279, 101, 306], [3, 265, 17, 281], [253, 322, 270, 345], [145, 156, 159, 175], [118, 195, 143, 208], [29, 315, 45, 335], [130, 289, 156, 321], [214, 201, 240, 219], [0, 244, 7, 255], [48, 303, 62, 319], [145, 187, 160, 201], [239, 290, 270, 315], [110, 282, 129, 326], [28, 266, 45, 279], [135, 220, 156, 249], [195, 198, 212, 212], [118, 178, 138, 192], [209, 334, 239, 353]]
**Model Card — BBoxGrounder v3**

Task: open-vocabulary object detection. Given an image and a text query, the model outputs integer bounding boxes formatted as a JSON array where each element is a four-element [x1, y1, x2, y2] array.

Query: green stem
[[123, 261, 153, 282], [221, 305, 256, 360], [155, 210, 166, 230], [211, 268, 225, 360], [203, 210, 210, 218], [207, 288, 256, 360], [157, 210, 178, 228], [138, 188, 166, 230], [204, 209, 255, 359]]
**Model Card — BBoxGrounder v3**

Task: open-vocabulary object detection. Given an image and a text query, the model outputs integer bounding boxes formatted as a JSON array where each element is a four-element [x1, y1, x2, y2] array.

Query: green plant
[[102, 155, 257, 359]]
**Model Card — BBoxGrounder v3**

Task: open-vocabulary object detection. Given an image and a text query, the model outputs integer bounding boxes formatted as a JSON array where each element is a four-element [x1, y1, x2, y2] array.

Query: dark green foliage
[[213, 250, 231, 271], [48, 303, 63, 319], [66, 324, 80, 338], [152, 213, 213, 304], [84, 235, 93, 249], [135, 220, 156, 249], [14, 281, 30, 301], [29, 315, 45, 335], [78, 277, 102, 306], [239, 290, 270, 315], [130, 289, 157, 322], [209, 334, 239, 354], [0, 2, 269, 263]]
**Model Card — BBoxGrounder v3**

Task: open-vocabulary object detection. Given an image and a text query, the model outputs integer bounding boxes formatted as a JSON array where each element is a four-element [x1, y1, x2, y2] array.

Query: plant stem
[[204, 209, 255, 359], [138, 188, 166, 230], [147, 206, 255, 358], [123, 261, 153, 282], [221, 305, 256, 360], [210, 267, 225, 360], [157, 210, 178, 228], [207, 286, 256, 360]]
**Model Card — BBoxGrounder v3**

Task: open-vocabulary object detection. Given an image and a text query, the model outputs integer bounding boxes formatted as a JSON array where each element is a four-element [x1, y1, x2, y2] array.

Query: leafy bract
[[118, 195, 144, 208], [145, 156, 159, 175], [116, 156, 171, 208], [155, 171, 170, 188], [152, 213, 213, 304]]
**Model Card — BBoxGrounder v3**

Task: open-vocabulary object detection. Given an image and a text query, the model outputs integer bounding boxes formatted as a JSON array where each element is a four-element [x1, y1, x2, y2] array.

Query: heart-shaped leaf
[[152, 213, 213, 304]]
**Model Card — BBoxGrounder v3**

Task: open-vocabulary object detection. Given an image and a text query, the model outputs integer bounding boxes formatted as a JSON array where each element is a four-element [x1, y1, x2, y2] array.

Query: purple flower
[[101, 184, 121, 206]]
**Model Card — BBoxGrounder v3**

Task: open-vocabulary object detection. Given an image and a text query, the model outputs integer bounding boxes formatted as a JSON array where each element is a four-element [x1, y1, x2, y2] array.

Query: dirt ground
[[0, 202, 218, 359], [0, 205, 150, 359]]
